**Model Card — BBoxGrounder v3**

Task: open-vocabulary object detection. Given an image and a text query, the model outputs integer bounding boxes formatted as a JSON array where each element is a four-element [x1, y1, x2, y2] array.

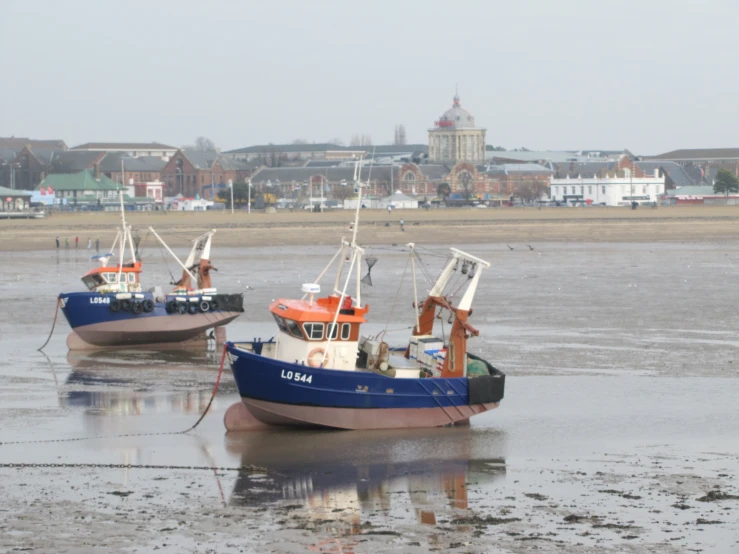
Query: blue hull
[[226, 342, 505, 429], [59, 292, 244, 349]]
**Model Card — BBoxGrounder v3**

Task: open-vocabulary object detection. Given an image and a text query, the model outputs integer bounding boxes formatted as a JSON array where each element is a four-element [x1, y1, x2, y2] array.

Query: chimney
[[93, 162, 100, 179], [654, 168, 659, 178]]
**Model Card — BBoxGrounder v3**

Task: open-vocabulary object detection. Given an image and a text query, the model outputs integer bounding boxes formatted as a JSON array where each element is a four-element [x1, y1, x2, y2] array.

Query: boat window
[[285, 319, 304, 338], [127, 273, 136, 283], [326, 323, 339, 340], [303, 322, 324, 340], [341, 323, 351, 340], [82, 274, 105, 290], [272, 313, 288, 333], [107, 273, 118, 284]]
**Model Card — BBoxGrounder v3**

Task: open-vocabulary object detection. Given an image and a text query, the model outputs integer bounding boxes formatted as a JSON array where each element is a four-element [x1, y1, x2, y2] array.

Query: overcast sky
[[1, 0, 737, 154]]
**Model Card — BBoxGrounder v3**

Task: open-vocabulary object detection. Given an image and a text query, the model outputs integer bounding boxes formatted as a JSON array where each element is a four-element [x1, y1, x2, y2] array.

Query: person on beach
[[400, 218, 405, 231], [75, 236, 79, 248], [55, 236, 59, 249], [87, 238, 91, 250], [65, 238, 69, 249], [95, 238, 100, 252]]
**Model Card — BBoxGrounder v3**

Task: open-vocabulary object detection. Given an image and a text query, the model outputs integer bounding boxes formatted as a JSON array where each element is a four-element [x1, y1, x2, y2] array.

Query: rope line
[[37, 298, 61, 352]]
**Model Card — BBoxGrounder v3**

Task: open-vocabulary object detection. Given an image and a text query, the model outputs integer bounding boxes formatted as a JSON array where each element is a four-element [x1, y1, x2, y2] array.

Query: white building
[[550, 169, 665, 206]]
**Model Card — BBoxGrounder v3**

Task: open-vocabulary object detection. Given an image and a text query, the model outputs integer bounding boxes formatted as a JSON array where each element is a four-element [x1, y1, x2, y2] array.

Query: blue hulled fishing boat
[[224, 168, 504, 431]]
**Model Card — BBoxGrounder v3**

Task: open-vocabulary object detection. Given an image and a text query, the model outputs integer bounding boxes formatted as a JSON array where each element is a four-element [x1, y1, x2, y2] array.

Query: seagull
[[506, 245, 515, 251], [527, 245, 534, 251]]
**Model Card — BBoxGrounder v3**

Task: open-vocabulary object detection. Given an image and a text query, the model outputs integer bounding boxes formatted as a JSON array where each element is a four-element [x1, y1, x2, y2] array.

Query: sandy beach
[[3, 205, 739, 251]]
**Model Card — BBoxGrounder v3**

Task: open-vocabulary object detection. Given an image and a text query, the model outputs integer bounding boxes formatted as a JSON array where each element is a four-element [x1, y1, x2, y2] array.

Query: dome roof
[[435, 94, 476, 129]]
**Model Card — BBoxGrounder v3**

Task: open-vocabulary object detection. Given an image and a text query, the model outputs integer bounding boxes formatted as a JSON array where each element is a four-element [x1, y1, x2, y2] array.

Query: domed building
[[428, 93, 486, 164]]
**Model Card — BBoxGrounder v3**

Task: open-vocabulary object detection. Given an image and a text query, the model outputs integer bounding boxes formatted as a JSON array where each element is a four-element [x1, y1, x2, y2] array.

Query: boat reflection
[[58, 349, 223, 416], [226, 426, 506, 546]]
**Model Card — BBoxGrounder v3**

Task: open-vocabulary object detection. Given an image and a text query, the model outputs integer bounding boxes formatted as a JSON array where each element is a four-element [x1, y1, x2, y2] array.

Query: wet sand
[[1, 242, 739, 553], [4, 205, 739, 251]]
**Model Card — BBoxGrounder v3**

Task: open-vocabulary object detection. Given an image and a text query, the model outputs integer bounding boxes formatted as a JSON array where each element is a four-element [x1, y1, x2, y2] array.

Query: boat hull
[[226, 343, 505, 431], [60, 292, 243, 350]]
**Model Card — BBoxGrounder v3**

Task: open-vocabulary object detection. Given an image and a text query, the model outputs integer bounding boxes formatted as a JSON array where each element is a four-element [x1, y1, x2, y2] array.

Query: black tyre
[[110, 300, 121, 312], [176, 302, 188, 315], [199, 301, 210, 313], [131, 301, 143, 315], [143, 299, 155, 313], [165, 300, 175, 314], [210, 299, 219, 311], [188, 303, 199, 315], [120, 299, 132, 311]]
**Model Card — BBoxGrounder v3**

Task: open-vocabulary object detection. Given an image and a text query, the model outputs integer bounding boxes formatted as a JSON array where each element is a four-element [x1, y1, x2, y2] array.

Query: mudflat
[[3, 205, 739, 251]]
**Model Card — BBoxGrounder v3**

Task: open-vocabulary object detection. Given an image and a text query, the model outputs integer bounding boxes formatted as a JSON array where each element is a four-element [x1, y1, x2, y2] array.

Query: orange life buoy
[[307, 347, 328, 368]]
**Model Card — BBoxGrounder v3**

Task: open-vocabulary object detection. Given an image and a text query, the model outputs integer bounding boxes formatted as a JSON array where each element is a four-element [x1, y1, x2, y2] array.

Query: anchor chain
[[0, 462, 266, 472]]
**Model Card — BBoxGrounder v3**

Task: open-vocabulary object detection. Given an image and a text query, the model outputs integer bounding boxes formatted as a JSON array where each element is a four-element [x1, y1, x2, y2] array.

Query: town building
[[646, 148, 739, 186], [428, 93, 486, 164], [550, 168, 665, 206], [36, 170, 123, 207], [160, 148, 254, 198], [70, 142, 178, 158], [0, 186, 33, 213]]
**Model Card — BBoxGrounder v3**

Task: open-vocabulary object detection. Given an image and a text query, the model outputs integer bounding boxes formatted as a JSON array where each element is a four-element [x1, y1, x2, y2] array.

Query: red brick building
[[161, 149, 254, 198]]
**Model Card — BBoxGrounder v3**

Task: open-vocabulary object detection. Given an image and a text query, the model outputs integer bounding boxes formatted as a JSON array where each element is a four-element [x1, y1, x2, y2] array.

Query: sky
[[1, 0, 738, 155]]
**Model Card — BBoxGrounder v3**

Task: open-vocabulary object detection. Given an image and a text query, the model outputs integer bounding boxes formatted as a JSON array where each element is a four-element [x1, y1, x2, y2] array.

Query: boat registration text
[[281, 369, 313, 384], [90, 297, 111, 304]]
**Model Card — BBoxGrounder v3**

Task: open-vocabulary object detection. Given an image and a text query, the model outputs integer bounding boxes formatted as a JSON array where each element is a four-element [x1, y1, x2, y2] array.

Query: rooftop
[[37, 170, 123, 192], [71, 142, 177, 151], [648, 148, 739, 161]]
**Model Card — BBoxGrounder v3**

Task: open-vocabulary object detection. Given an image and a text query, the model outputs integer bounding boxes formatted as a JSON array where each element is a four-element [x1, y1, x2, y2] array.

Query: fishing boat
[[224, 171, 504, 431], [59, 195, 243, 350]]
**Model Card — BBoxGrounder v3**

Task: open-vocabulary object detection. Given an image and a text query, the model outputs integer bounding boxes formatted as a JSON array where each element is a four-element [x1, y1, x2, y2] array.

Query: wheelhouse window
[[272, 313, 288, 333], [303, 322, 325, 340], [284, 319, 303, 338], [106, 273, 118, 283], [82, 274, 105, 290], [326, 323, 339, 340], [341, 323, 351, 340], [127, 273, 136, 283]]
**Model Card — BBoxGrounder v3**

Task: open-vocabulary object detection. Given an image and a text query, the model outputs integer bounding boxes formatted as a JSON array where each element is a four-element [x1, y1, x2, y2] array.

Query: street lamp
[[228, 179, 234, 215], [1, 161, 21, 190]]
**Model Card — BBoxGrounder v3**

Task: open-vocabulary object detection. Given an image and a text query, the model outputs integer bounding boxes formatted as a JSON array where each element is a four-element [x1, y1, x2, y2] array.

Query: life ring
[[199, 301, 210, 313], [110, 300, 121, 312], [142, 299, 155, 313], [307, 347, 328, 368]]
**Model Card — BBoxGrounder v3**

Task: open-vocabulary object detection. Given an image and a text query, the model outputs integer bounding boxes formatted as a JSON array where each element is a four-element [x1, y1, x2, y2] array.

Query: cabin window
[[326, 323, 339, 340], [127, 273, 136, 283], [272, 314, 288, 333], [107, 273, 118, 283], [284, 319, 303, 338], [341, 323, 351, 340], [82, 274, 105, 290], [303, 323, 324, 340]]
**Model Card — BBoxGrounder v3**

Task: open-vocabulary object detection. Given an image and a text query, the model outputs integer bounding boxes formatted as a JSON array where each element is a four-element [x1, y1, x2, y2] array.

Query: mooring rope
[[1, 345, 228, 447], [37, 298, 61, 352]]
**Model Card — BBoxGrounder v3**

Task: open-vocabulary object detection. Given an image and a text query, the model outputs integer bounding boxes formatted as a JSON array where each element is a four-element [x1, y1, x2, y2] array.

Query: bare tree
[[393, 124, 407, 145], [292, 138, 309, 144], [350, 134, 373, 147], [195, 136, 217, 152], [327, 137, 345, 146], [516, 180, 549, 203]]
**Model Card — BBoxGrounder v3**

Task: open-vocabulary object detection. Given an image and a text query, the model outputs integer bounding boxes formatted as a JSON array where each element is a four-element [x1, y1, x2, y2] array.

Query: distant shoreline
[[2, 205, 739, 251]]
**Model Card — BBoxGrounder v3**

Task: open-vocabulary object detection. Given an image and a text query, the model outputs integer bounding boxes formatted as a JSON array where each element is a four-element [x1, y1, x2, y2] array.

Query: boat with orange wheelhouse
[[59, 195, 243, 350], [224, 168, 504, 431]]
